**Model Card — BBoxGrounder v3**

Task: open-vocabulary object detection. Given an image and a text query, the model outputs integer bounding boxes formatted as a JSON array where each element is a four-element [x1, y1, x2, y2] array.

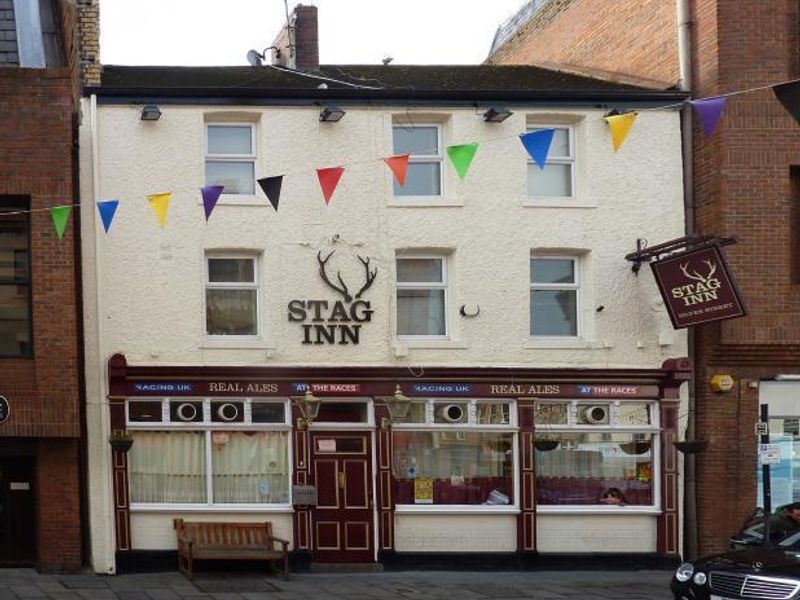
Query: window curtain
[[211, 432, 289, 504], [129, 431, 207, 503]]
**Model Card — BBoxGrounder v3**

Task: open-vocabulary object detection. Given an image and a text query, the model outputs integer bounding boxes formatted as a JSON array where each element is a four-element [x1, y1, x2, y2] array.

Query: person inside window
[[599, 487, 628, 506]]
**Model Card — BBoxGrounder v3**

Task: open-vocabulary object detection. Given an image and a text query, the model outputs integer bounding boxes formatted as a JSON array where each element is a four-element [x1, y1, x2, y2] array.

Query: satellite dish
[[247, 49, 263, 66]]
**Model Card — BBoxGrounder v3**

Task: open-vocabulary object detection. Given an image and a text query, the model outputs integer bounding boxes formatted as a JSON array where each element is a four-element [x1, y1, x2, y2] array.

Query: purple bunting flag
[[201, 185, 224, 221], [689, 96, 726, 137]]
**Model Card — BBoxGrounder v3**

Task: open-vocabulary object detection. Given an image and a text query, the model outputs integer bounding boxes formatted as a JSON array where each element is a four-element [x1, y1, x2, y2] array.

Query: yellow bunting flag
[[604, 112, 638, 153], [147, 192, 171, 227]]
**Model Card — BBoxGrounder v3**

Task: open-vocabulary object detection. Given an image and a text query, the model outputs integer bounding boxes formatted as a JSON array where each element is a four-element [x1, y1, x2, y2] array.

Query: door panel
[[311, 433, 373, 562], [0, 457, 36, 563]]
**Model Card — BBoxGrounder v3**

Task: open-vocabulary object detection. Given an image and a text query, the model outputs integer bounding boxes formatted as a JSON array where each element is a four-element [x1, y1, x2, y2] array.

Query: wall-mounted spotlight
[[319, 105, 346, 123], [483, 107, 513, 123], [140, 105, 162, 121]]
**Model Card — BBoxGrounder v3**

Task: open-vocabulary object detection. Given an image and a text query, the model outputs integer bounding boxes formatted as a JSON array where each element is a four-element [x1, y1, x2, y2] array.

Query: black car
[[671, 532, 800, 599]]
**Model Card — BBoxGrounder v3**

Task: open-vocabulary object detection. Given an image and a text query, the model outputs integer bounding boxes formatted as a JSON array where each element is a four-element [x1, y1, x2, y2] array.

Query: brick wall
[[271, 4, 318, 70], [487, 0, 679, 87], [75, 0, 99, 86], [35, 439, 82, 570]]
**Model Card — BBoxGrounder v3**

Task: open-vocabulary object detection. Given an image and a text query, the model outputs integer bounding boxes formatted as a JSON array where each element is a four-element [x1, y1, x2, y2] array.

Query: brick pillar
[[76, 0, 100, 86], [271, 4, 318, 70], [36, 439, 82, 571]]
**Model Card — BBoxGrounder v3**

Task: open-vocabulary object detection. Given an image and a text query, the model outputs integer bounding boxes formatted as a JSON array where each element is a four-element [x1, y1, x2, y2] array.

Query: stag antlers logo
[[287, 250, 378, 345], [671, 258, 722, 306]]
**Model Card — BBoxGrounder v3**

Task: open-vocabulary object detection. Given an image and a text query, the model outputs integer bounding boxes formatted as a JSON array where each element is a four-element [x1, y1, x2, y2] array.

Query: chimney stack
[[271, 4, 319, 70]]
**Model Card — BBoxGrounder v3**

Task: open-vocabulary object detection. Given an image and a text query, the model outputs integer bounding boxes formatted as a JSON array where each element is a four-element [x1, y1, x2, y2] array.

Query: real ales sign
[[651, 245, 746, 329]]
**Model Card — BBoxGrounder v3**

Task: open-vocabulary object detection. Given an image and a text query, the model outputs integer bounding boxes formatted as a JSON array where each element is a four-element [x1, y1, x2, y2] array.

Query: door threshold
[[309, 563, 383, 573]]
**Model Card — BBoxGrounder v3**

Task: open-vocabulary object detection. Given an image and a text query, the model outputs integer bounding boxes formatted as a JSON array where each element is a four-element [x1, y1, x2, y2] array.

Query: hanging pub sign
[[0, 396, 9, 424], [287, 250, 377, 345], [650, 244, 746, 329]]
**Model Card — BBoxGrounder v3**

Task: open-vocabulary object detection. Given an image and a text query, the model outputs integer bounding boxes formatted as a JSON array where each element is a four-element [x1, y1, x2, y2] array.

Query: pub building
[[105, 355, 689, 570]]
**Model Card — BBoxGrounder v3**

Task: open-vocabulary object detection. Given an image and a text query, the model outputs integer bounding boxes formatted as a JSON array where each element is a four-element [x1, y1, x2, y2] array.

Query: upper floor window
[[396, 257, 447, 337], [205, 255, 259, 336], [0, 198, 31, 357], [527, 126, 574, 199], [530, 257, 579, 337], [392, 125, 442, 197], [205, 124, 256, 195]]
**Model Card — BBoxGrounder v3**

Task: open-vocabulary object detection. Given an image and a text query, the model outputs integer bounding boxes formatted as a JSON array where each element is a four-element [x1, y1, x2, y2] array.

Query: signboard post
[[760, 404, 773, 545], [651, 245, 746, 329]]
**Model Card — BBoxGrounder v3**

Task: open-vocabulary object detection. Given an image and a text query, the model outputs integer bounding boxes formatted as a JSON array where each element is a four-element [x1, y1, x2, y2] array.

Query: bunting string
[[2, 76, 800, 236]]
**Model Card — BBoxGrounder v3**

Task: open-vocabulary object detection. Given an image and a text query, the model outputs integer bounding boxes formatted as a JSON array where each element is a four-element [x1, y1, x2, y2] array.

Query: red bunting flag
[[383, 154, 410, 186], [316, 167, 345, 205]]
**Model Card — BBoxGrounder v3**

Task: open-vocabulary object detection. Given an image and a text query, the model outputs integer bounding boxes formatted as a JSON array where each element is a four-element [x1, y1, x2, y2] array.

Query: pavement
[[0, 568, 675, 600]]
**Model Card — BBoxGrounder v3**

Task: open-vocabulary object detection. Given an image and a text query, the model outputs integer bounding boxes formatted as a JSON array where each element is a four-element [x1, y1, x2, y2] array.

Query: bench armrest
[[270, 536, 290, 548]]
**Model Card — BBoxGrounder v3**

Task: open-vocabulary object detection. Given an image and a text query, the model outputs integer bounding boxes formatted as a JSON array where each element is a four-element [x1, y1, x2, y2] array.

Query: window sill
[[395, 505, 520, 515], [387, 197, 464, 208], [536, 506, 661, 515], [130, 504, 294, 513], [523, 198, 597, 209], [524, 338, 594, 350], [200, 338, 275, 350], [397, 339, 468, 350]]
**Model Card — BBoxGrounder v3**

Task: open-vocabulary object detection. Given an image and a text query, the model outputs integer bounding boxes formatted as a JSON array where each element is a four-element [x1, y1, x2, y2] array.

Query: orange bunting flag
[[147, 192, 172, 227], [383, 154, 410, 186], [604, 112, 638, 153], [316, 167, 345, 205]]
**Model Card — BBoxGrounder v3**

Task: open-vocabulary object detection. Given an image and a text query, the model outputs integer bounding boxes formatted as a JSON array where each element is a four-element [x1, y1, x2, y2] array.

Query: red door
[[310, 432, 373, 562]]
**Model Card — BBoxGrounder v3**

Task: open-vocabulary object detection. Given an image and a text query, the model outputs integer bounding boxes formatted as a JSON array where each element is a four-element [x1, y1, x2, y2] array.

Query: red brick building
[[489, 0, 800, 556], [0, 0, 98, 570]]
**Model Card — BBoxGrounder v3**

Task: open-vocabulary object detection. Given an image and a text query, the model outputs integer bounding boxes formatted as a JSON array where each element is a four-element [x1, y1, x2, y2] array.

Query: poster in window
[[414, 477, 433, 504]]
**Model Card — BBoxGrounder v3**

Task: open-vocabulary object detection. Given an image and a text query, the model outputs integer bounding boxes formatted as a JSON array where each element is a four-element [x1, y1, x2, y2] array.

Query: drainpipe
[[676, 0, 698, 561]]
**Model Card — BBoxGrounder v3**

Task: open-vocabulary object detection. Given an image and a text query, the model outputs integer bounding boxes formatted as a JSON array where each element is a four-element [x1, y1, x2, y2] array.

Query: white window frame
[[526, 124, 576, 201], [126, 397, 293, 512], [530, 255, 581, 339], [396, 255, 449, 340], [205, 123, 256, 196], [391, 124, 443, 198], [204, 253, 261, 339], [533, 399, 661, 514], [393, 398, 519, 514]]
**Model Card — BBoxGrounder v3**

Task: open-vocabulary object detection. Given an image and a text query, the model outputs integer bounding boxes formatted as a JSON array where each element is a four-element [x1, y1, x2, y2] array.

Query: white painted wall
[[536, 514, 657, 553], [130, 512, 294, 550], [80, 99, 687, 571], [394, 514, 518, 552]]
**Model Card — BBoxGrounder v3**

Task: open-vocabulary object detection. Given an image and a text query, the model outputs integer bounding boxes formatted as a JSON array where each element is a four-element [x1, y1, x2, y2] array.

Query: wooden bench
[[173, 519, 289, 580]]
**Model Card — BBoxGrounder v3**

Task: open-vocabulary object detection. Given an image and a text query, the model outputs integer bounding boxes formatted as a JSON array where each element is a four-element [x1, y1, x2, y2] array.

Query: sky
[[100, 0, 528, 66]]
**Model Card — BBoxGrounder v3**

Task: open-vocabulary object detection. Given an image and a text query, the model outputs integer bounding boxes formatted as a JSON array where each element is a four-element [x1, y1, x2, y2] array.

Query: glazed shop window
[[392, 399, 516, 507], [0, 198, 32, 357], [393, 431, 514, 506], [534, 401, 658, 508], [530, 257, 579, 337], [527, 126, 574, 199], [128, 431, 290, 505], [205, 124, 256, 195], [205, 255, 259, 336], [392, 125, 442, 197], [396, 257, 448, 337]]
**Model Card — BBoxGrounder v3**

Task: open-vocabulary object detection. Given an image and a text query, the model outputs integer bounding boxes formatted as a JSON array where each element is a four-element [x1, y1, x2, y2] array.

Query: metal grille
[[710, 571, 800, 600]]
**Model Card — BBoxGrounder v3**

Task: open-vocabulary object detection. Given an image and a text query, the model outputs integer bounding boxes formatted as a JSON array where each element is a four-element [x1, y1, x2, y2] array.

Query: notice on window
[[414, 477, 433, 504], [317, 439, 336, 452]]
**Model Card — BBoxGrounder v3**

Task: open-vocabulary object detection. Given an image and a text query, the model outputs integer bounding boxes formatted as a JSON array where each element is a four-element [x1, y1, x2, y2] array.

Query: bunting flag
[[147, 192, 171, 227], [96, 200, 119, 233], [383, 154, 410, 186], [689, 97, 726, 137], [447, 143, 479, 179], [604, 112, 638, 152], [200, 185, 224, 221], [50, 205, 71, 239], [519, 129, 555, 169], [316, 167, 345, 205], [773, 80, 800, 125], [258, 176, 283, 211]]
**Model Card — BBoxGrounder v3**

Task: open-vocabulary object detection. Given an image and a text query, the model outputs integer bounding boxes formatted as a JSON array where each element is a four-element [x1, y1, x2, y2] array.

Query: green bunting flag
[[446, 143, 479, 179], [50, 205, 72, 239]]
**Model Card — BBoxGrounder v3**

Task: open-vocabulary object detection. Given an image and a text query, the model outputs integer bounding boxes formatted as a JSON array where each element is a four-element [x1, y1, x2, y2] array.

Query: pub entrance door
[[310, 432, 374, 562], [0, 456, 36, 564]]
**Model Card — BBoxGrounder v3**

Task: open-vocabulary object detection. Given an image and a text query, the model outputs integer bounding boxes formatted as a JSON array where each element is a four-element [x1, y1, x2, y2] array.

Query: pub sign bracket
[[625, 234, 737, 275]]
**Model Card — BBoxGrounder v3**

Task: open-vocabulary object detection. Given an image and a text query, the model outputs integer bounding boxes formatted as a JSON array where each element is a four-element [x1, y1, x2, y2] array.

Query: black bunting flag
[[258, 176, 283, 211]]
